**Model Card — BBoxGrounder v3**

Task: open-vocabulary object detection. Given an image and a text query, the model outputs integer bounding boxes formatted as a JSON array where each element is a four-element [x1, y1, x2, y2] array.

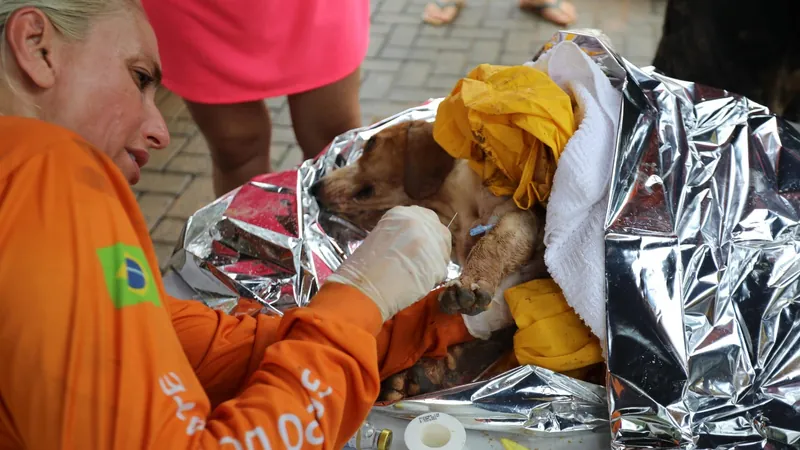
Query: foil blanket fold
[[598, 38, 800, 450], [168, 29, 800, 447]]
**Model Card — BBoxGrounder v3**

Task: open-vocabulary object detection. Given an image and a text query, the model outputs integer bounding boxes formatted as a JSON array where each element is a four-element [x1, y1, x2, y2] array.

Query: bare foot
[[422, 0, 466, 26], [519, 0, 577, 26]]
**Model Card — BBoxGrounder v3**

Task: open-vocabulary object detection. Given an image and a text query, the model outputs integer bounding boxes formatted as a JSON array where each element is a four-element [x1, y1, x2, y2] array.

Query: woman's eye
[[134, 70, 154, 91]]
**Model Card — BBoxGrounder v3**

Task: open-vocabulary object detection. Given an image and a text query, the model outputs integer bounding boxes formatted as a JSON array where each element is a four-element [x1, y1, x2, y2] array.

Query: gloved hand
[[326, 206, 452, 321]]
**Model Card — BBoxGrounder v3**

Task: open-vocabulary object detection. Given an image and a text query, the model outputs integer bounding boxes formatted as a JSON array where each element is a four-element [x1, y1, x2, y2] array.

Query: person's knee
[[289, 69, 362, 158], [318, 109, 361, 142], [186, 101, 272, 171], [293, 99, 361, 156], [206, 129, 272, 171]]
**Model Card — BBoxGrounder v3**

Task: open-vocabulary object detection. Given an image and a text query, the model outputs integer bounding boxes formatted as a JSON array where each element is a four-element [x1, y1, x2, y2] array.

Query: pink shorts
[[141, 0, 370, 104]]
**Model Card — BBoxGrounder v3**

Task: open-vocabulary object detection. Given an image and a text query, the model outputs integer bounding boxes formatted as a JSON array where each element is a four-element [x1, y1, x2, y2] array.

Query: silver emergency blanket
[[167, 94, 608, 437], [599, 40, 800, 450], [372, 365, 608, 437], [168, 99, 456, 316], [167, 28, 800, 445]]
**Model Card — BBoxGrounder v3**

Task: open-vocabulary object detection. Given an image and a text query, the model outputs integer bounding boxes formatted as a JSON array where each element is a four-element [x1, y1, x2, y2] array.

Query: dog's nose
[[309, 180, 323, 198]]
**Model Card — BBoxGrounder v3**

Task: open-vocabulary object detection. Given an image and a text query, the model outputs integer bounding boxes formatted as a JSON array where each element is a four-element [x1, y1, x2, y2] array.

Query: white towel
[[524, 42, 622, 355]]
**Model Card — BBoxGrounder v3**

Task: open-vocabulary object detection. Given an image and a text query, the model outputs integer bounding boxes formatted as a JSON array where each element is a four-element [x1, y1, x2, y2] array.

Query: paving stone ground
[[140, 0, 667, 269]]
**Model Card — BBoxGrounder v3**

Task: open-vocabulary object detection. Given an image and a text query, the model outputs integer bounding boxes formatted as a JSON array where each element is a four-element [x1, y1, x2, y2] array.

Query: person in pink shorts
[[141, 0, 369, 197]]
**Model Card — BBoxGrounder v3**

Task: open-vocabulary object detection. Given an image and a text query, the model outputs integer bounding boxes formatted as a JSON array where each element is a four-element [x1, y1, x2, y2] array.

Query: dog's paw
[[379, 371, 412, 403], [438, 279, 493, 316], [377, 336, 514, 403], [378, 358, 449, 403]]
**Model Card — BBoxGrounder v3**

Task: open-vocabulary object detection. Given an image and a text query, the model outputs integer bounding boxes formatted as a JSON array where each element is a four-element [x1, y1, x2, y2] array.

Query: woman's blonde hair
[[0, 0, 129, 41], [0, 0, 133, 106]]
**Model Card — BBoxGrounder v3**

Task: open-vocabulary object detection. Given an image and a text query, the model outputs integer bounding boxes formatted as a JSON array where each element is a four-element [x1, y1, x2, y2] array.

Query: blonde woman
[[0, 1, 454, 448]]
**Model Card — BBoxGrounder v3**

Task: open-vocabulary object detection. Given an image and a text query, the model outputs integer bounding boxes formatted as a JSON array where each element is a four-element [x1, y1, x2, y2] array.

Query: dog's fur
[[312, 120, 547, 318]]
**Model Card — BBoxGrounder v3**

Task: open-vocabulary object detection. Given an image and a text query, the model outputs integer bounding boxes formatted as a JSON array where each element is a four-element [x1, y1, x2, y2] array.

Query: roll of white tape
[[404, 412, 467, 450]]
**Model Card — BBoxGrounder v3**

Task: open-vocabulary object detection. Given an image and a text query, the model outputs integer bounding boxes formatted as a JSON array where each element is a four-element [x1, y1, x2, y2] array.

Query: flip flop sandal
[[422, 0, 465, 26], [526, 0, 574, 26]]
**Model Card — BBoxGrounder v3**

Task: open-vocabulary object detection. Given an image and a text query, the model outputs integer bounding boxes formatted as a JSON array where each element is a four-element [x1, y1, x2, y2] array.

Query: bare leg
[[185, 100, 272, 197], [287, 67, 362, 160]]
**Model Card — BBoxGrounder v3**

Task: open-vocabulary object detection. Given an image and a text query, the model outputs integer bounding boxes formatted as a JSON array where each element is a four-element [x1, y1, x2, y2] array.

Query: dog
[[311, 119, 548, 326]]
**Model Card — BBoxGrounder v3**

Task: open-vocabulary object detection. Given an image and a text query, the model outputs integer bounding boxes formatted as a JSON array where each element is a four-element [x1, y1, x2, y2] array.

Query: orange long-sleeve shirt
[[0, 117, 472, 450]]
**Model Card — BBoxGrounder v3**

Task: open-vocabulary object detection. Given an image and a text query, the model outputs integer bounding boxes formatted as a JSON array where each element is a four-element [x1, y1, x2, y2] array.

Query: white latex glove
[[326, 206, 452, 321]]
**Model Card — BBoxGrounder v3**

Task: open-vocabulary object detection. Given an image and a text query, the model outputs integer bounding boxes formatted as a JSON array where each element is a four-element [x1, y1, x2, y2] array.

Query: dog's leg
[[378, 328, 515, 402], [439, 209, 542, 315]]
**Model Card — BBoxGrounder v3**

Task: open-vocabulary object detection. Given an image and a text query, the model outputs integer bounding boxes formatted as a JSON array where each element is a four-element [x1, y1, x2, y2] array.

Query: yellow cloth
[[500, 438, 531, 450], [504, 279, 603, 373], [433, 64, 576, 209]]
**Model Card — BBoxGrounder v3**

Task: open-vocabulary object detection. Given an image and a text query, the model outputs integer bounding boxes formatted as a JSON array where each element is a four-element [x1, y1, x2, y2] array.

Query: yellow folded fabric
[[433, 64, 576, 209], [505, 279, 603, 373]]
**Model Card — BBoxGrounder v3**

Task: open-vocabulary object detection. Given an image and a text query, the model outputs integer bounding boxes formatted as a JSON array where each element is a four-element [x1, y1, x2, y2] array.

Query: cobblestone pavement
[[139, 0, 666, 269]]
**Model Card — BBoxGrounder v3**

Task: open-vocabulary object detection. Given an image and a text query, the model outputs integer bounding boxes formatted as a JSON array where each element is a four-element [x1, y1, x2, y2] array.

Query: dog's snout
[[309, 180, 324, 198]]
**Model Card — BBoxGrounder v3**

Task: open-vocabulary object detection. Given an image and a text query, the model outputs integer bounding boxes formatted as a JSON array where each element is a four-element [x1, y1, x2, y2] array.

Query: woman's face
[[16, 6, 170, 185]]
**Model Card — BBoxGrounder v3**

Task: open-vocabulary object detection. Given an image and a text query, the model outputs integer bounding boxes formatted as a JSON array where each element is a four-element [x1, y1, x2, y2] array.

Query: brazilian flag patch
[[96, 243, 161, 309]]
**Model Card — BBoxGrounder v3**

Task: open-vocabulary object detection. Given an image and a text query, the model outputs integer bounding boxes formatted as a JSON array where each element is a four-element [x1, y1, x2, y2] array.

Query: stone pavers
[[139, 0, 667, 269]]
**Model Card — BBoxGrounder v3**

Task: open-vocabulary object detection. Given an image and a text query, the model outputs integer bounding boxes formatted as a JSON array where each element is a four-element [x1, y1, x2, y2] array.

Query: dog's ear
[[403, 121, 455, 200]]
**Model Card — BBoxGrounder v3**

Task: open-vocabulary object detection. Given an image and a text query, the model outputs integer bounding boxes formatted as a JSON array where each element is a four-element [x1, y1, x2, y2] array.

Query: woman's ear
[[4, 8, 58, 89]]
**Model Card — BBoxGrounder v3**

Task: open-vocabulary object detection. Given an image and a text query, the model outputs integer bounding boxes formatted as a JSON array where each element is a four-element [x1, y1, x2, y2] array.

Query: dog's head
[[312, 120, 455, 229]]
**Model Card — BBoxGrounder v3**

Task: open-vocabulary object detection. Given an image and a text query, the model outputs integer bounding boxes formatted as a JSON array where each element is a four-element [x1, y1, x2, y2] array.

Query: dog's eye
[[354, 185, 375, 200], [363, 137, 376, 153]]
